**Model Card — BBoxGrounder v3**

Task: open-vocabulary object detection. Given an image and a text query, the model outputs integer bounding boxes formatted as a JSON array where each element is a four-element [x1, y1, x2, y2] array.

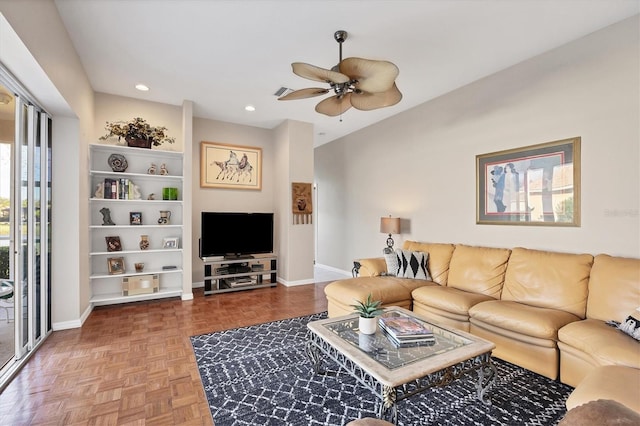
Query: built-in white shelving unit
[[89, 144, 185, 305]]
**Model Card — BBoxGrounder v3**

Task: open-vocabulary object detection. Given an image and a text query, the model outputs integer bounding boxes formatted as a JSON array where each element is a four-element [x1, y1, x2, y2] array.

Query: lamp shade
[[380, 217, 400, 234]]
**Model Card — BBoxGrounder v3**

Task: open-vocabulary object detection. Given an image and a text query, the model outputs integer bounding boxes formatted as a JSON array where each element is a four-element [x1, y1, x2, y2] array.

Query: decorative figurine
[[139, 235, 150, 250], [132, 184, 142, 200], [108, 153, 128, 172], [147, 163, 157, 174], [159, 163, 168, 175], [99, 207, 115, 226], [157, 210, 171, 225], [147, 193, 155, 200], [94, 183, 104, 199]]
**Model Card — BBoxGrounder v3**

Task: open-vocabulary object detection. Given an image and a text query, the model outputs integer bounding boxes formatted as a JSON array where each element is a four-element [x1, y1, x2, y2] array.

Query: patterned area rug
[[191, 313, 573, 426]]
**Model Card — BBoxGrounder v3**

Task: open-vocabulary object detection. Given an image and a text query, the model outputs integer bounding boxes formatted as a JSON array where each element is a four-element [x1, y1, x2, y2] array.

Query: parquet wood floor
[[0, 283, 330, 425]]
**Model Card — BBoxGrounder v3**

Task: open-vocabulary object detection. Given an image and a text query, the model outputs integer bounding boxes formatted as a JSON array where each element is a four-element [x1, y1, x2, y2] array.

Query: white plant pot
[[359, 316, 377, 335], [358, 332, 376, 352]]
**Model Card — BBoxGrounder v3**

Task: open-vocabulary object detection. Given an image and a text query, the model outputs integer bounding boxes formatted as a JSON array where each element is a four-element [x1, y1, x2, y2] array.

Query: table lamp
[[380, 216, 401, 254]]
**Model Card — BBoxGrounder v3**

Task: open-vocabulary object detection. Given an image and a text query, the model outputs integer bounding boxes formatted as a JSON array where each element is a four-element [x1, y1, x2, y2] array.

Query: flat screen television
[[200, 212, 274, 259]]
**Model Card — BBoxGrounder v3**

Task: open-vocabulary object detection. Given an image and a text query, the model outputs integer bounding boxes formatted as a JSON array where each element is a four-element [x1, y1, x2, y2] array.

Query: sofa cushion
[[403, 241, 455, 285], [587, 254, 640, 323], [356, 257, 388, 277], [383, 252, 400, 276], [558, 319, 640, 369], [412, 286, 494, 316], [560, 399, 640, 425], [446, 244, 511, 298], [564, 366, 640, 414], [324, 276, 436, 308], [501, 247, 593, 318], [469, 300, 581, 342]]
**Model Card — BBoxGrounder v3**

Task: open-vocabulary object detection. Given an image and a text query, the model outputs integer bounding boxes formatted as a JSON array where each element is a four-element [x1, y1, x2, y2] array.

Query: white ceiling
[[54, 0, 639, 146]]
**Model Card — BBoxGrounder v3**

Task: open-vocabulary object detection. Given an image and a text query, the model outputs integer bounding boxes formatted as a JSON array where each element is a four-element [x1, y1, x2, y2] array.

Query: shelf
[[89, 143, 186, 305], [89, 143, 183, 158], [90, 224, 182, 230], [203, 255, 277, 295], [90, 170, 183, 180], [205, 269, 276, 280], [204, 282, 276, 296], [90, 198, 183, 203], [90, 248, 182, 256], [90, 288, 182, 306], [90, 268, 183, 280]]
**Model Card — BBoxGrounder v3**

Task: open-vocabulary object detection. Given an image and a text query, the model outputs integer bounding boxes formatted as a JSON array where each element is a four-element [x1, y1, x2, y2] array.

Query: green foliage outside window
[[0, 246, 9, 279]]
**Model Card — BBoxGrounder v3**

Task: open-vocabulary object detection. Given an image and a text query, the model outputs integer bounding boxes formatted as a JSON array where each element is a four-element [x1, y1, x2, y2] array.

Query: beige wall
[[274, 120, 315, 285], [0, 119, 13, 142], [191, 117, 275, 284], [315, 16, 640, 272], [94, 93, 183, 151], [0, 1, 95, 328]]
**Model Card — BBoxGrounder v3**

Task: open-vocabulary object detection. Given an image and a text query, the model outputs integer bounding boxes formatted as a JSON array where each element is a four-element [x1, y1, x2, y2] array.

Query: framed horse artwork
[[200, 141, 262, 190]]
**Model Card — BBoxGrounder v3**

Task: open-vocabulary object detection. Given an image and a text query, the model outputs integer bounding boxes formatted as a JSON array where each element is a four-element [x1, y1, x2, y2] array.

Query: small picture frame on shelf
[[129, 212, 142, 225], [107, 257, 125, 275], [105, 236, 122, 252], [162, 237, 179, 249]]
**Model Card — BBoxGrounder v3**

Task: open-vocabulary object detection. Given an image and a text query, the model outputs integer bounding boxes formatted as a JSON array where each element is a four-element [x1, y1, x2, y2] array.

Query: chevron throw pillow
[[385, 250, 431, 280]]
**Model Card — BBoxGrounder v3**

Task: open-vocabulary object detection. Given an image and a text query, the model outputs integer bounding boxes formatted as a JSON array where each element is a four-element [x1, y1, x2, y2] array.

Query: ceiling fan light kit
[[278, 30, 402, 117]]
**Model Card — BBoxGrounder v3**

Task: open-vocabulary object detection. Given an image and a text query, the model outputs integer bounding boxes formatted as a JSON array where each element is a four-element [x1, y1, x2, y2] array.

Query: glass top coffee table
[[306, 307, 496, 424]]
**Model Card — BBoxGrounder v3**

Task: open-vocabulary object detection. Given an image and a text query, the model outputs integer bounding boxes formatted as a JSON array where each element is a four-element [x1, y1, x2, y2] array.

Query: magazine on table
[[380, 326, 436, 348], [378, 311, 434, 340]]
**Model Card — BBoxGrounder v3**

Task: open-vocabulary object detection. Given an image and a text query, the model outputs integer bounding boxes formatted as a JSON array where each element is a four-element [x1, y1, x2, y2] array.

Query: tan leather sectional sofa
[[324, 240, 640, 411]]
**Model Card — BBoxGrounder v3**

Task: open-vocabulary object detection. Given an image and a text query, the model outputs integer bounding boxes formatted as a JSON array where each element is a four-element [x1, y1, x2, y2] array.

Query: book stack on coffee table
[[378, 311, 435, 348]]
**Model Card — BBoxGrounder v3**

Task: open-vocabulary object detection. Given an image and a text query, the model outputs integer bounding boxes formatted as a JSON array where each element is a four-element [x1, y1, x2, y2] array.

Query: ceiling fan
[[278, 30, 402, 117]]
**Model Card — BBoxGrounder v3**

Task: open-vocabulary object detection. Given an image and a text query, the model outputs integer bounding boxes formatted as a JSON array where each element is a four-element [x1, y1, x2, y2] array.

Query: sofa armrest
[[354, 257, 387, 277]]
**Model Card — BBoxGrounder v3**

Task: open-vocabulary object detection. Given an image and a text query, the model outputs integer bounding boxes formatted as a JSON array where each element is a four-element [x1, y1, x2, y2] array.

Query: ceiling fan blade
[[350, 83, 402, 111], [292, 62, 351, 84], [315, 93, 352, 116], [339, 57, 399, 93], [278, 88, 330, 100]]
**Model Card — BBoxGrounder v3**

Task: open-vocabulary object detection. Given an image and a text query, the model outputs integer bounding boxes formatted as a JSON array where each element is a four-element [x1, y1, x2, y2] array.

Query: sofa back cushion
[[447, 245, 511, 298], [403, 241, 455, 285], [586, 254, 640, 322], [501, 247, 593, 318]]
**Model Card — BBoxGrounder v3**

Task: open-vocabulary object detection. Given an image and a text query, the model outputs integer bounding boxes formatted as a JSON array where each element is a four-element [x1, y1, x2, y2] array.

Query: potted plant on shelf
[[352, 293, 384, 335], [99, 117, 175, 149]]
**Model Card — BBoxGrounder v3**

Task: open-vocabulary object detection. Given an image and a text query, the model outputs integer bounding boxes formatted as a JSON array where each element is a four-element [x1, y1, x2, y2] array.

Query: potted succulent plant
[[99, 117, 175, 148], [352, 293, 384, 335]]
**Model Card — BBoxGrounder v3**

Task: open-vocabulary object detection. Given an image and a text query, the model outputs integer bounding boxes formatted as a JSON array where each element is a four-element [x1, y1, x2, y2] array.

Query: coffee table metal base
[[306, 332, 496, 424]]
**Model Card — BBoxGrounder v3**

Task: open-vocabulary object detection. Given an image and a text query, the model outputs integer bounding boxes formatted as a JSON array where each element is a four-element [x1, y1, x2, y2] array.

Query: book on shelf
[[378, 311, 434, 340], [102, 178, 135, 200]]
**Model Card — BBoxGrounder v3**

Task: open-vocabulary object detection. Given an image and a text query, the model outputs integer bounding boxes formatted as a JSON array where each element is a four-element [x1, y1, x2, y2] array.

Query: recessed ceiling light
[[245, 105, 256, 112], [135, 84, 149, 91]]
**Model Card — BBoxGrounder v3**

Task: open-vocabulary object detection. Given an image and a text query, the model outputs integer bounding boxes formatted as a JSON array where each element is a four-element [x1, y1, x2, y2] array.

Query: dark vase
[[126, 137, 152, 149]]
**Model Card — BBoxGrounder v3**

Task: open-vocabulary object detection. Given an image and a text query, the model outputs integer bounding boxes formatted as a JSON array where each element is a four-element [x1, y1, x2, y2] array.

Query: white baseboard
[[278, 277, 315, 287], [53, 303, 92, 330], [314, 263, 352, 277]]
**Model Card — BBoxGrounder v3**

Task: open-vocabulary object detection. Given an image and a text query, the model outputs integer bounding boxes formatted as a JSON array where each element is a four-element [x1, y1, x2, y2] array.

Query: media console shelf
[[203, 254, 277, 295]]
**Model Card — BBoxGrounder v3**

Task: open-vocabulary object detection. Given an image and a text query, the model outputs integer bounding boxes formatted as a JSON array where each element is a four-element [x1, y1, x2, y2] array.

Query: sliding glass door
[[0, 75, 52, 387]]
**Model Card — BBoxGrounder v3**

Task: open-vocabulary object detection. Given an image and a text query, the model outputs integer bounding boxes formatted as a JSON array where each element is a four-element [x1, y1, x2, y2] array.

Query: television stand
[[224, 254, 255, 260], [203, 254, 277, 295]]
